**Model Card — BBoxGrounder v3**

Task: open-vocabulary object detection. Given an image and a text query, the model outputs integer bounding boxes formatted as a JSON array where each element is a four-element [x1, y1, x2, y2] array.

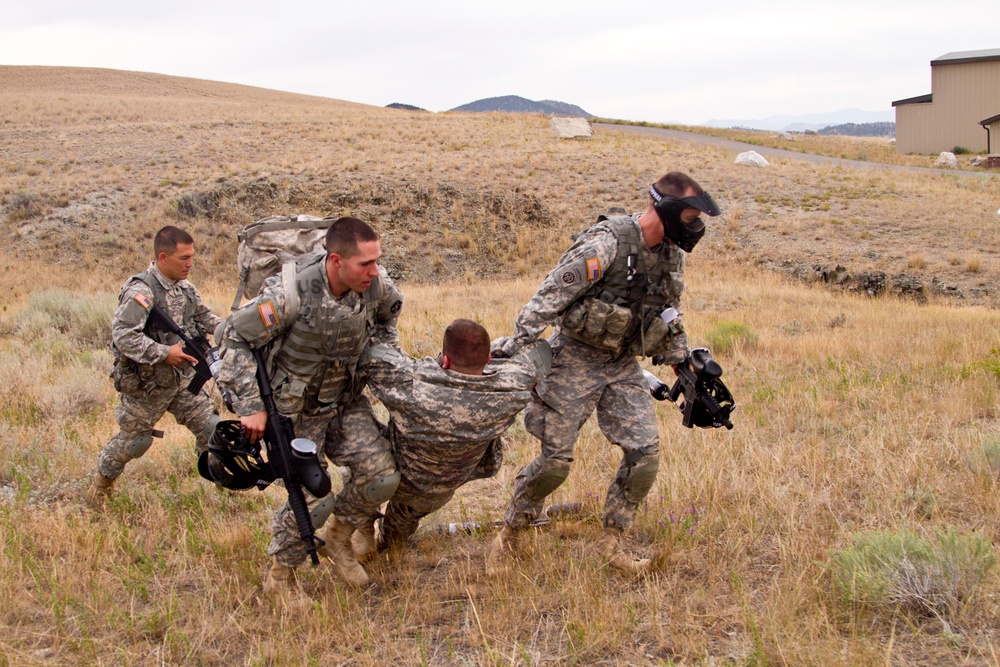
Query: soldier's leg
[[167, 386, 218, 454], [97, 390, 172, 480], [379, 481, 452, 550], [325, 396, 399, 527], [596, 370, 660, 530]]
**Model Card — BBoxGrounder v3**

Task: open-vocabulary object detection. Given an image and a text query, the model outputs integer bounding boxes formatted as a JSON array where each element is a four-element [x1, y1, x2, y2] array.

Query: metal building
[[892, 48, 1000, 154]]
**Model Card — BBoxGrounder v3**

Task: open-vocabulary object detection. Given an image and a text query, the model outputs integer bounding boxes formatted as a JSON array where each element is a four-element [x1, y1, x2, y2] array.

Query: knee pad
[[526, 458, 571, 499], [126, 435, 154, 459], [364, 470, 401, 504], [624, 455, 659, 500], [202, 414, 223, 441], [310, 495, 337, 528]]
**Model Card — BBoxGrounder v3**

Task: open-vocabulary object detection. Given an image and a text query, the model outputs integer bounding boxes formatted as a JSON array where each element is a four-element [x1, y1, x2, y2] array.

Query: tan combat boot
[[594, 527, 651, 575], [262, 557, 312, 611], [485, 524, 520, 576], [351, 523, 378, 563], [316, 517, 371, 588], [84, 474, 115, 510]]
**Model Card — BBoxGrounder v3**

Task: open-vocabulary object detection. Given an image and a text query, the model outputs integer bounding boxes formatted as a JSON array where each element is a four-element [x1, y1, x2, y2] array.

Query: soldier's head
[[648, 172, 720, 253], [325, 217, 381, 296], [440, 319, 491, 375], [153, 226, 195, 281]]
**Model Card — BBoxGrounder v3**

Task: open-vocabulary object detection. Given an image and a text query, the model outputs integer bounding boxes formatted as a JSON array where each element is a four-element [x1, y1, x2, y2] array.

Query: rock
[[551, 117, 593, 139], [934, 152, 959, 168], [887, 138, 896, 145], [968, 156, 987, 167], [735, 151, 769, 167], [891, 274, 925, 300], [776, 132, 796, 140]]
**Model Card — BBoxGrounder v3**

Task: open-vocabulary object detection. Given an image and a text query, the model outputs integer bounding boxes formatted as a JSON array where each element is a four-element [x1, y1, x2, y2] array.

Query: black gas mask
[[650, 184, 721, 252]]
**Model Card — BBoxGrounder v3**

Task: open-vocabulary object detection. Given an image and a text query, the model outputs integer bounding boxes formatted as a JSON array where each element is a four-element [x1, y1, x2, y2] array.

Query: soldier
[[487, 172, 720, 575], [217, 217, 402, 605], [361, 319, 550, 551], [85, 226, 223, 508]]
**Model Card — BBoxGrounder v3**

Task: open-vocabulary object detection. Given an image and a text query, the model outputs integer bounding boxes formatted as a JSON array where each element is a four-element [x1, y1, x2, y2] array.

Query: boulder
[[968, 156, 987, 167], [934, 152, 959, 168], [551, 117, 593, 139], [776, 132, 795, 140], [735, 150, 769, 167], [887, 138, 896, 145]]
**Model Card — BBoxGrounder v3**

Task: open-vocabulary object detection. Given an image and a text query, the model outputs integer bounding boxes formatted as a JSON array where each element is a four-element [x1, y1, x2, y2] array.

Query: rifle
[[250, 347, 332, 566], [145, 303, 219, 394], [432, 503, 584, 536], [644, 347, 735, 430]]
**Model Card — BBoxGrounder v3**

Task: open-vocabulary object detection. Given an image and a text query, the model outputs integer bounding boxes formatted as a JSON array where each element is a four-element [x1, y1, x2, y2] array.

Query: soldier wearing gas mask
[[488, 171, 720, 575]]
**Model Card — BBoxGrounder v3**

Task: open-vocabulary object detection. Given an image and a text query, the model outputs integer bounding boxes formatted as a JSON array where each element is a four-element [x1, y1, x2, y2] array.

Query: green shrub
[[15, 291, 115, 350], [703, 321, 758, 354], [829, 526, 995, 622], [952, 146, 970, 155]]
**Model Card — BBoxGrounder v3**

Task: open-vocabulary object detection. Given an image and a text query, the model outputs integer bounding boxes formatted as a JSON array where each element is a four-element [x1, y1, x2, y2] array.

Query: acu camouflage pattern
[[98, 263, 223, 479], [503, 334, 660, 530], [217, 259, 402, 567], [363, 345, 543, 546], [503, 214, 688, 532]]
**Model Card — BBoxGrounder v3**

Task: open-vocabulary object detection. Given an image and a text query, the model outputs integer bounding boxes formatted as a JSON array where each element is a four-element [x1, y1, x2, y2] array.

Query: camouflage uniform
[[363, 344, 547, 547], [501, 214, 688, 531], [217, 257, 403, 567], [98, 263, 223, 479]]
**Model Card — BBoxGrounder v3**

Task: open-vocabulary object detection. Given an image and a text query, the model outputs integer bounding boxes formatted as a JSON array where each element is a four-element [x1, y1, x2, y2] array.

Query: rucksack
[[230, 215, 334, 311]]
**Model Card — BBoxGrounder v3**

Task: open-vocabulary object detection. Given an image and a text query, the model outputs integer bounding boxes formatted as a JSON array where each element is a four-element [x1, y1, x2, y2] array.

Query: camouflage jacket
[[363, 345, 546, 495], [112, 262, 222, 374], [219, 263, 401, 417]]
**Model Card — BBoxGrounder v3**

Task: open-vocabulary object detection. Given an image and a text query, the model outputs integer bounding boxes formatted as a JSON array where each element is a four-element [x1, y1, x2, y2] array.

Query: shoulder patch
[[133, 292, 152, 309], [390, 300, 402, 314], [560, 266, 583, 286], [586, 258, 601, 281], [258, 301, 279, 328]]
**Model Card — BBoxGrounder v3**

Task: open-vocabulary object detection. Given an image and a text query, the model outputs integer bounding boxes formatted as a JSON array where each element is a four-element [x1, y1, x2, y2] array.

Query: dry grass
[[3, 66, 1000, 665]]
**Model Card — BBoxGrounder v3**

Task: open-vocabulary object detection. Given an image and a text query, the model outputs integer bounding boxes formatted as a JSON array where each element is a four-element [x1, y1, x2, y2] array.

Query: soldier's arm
[[655, 252, 690, 366], [359, 343, 414, 408], [372, 267, 403, 346], [113, 283, 170, 364], [513, 229, 618, 345], [217, 276, 291, 416]]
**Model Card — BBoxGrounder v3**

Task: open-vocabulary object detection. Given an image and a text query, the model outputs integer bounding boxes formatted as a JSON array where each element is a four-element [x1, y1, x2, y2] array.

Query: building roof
[[981, 114, 1000, 126], [892, 94, 932, 107], [932, 48, 1000, 66]]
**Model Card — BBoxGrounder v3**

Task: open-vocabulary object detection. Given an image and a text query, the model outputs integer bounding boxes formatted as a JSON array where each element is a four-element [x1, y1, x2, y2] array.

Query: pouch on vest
[[601, 304, 632, 351], [111, 358, 144, 396], [583, 300, 611, 338], [633, 315, 684, 357], [561, 301, 587, 332], [273, 372, 308, 416]]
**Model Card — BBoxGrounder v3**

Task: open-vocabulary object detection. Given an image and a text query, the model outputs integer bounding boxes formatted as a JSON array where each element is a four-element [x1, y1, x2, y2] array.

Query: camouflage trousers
[[268, 395, 396, 567], [379, 475, 456, 549], [97, 373, 215, 479], [503, 335, 660, 531]]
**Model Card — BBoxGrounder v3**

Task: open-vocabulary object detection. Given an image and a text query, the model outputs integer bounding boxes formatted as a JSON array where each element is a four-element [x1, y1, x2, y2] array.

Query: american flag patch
[[133, 292, 152, 309], [586, 258, 601, 281], [258, 301, 278, 327]]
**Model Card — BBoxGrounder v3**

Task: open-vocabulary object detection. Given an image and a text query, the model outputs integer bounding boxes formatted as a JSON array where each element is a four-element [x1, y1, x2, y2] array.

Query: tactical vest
[[114, 270, 201, 356], [559, 215, 685, 356], [268, 255, 384, 415]]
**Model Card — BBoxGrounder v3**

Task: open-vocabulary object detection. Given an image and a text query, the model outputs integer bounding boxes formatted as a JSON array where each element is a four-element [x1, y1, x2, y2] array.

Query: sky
[[1, 0, 997, 126]]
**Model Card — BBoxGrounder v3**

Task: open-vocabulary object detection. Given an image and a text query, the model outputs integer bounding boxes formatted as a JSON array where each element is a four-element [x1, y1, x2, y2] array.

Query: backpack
[[230, 215, 334, 311]]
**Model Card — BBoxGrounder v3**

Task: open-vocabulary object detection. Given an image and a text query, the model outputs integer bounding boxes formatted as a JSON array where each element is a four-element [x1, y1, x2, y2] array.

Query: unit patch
[[560, 267, 583, 286], [258, 301, 279, 327], [586, 258, 601, 281], [390, 300, 402, 314], [133, 292, 152, 309]]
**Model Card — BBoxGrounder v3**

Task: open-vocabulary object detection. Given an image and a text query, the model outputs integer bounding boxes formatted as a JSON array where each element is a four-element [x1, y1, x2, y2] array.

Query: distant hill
[[818, 122, 895, 138], [703, 108, 895, 132], [386, 102, 426, 111], [450, 95, 591, 117]]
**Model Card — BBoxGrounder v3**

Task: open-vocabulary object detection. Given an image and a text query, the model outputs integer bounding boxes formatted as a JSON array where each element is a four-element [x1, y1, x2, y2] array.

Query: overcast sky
[[2, 0, 996, 125]]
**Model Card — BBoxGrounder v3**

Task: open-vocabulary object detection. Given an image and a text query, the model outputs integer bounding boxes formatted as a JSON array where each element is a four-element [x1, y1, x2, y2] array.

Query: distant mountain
[[450, 95, 591, 117], [386, 102, 426, 111], [702, 108, 895, 132]]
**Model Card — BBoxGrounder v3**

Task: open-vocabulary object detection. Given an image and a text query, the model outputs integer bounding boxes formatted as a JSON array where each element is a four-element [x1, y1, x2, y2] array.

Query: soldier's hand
[[165, 343, 198, 367], [240, 411, 268, 443]]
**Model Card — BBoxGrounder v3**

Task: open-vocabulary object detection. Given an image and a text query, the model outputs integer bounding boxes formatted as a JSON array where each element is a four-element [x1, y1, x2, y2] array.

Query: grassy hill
[[2, 66, 1000, 665]]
